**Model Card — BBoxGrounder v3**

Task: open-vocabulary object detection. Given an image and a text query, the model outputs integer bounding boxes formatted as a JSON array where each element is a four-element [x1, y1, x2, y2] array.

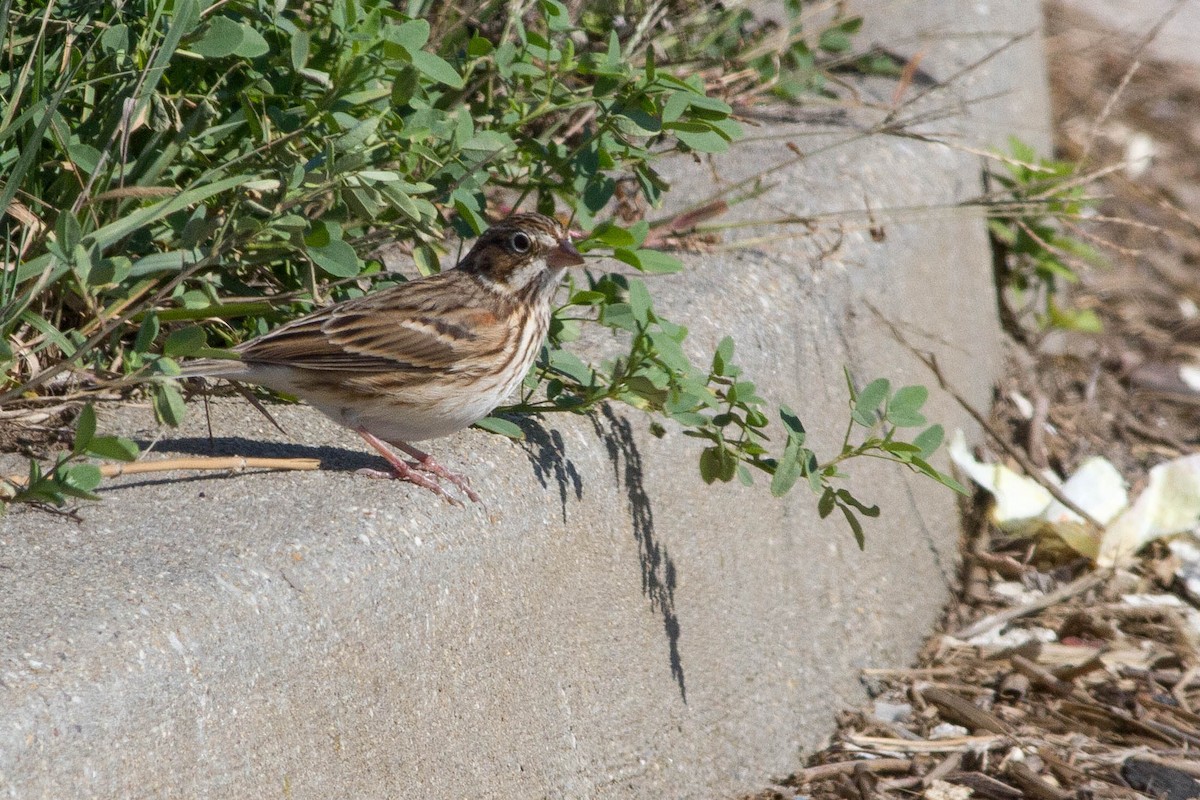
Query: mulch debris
[[741, 5, 1200, 799], [746, 530, 1199, 800]]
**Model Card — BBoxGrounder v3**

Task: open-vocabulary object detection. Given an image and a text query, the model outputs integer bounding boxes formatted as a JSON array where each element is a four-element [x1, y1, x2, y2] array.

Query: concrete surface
[[0, 3, 1050, 798], [855, 0, 1055, 153]]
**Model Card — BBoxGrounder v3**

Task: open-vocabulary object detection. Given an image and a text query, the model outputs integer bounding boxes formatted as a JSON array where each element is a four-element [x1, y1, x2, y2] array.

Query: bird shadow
[[591, 404, 687, 703], [137, 435, 382, 470]]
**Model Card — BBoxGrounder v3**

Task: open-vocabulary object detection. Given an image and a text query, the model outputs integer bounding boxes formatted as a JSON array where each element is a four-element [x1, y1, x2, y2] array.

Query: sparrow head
[[459, 212, 584, 300]]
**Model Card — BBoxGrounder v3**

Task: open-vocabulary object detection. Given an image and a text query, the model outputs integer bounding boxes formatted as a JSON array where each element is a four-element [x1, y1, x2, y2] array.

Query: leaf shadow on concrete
[[511, 416, 584, 522], [591, 404, 687, 703]]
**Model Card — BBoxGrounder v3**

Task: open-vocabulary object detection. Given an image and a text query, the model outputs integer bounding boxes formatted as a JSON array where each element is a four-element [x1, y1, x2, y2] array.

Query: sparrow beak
[[547, 237, 585, 269]]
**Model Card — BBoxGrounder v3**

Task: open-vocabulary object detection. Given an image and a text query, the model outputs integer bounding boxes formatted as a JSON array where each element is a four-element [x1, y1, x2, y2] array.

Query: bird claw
[[411, 458, 481, 504], [355, 468, 396, 480], [354, 465, 464, 506], [354, 428, 479, 505]]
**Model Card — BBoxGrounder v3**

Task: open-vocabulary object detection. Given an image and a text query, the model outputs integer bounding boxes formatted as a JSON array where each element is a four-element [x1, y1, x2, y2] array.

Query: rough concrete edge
[[0, 3, 1051, 796]]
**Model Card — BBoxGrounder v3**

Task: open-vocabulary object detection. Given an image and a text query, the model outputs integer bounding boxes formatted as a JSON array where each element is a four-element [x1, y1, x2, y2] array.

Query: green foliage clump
[[1, 0, 960, 537], [1, 0, 741, 416], [987, 137, 1107, 334]]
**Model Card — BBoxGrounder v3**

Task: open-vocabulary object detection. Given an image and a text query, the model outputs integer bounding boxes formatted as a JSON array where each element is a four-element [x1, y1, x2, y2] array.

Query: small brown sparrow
[[180, 212, 584, 503]]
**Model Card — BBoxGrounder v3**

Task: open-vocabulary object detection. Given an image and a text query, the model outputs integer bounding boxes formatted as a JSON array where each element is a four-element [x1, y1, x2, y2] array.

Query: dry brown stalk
[[5, 456, 320, 489]]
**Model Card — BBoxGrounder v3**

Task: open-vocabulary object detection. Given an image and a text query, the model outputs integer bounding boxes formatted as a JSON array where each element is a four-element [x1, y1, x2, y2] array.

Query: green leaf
[[307, 239, 360, 277], [412, 244, 440, 275], [888, 384, 928, 425], [627, 279, 652, 325], [191, 16, 244, 58], [836, 489, 880, 518], [770, 434, 804, 497], [852, 378, 890, 425], [539, 0, 572, 29], [392, 18, 431, 51], [633, 249, 682, 274], [599, 302, 636, 331], [234, 24, 269, 58], [62, 464, 103, 500], [567, 290, 606, 306], [86, 436, 140, 463], [882, 442, 920, 460], [467, 35, 493, 57], [698, 446, 723, 484], [589, 221, 636, 248], [913, 424, 944, 458], [334, 115, 382, 152], [817, 487, 836, 517], [128, 250, 201, 278], [474, 416, 524, 439], [910, 457, 969, 495], [163, 326, 206, 357], [72, 244, 95, 283], [605, 28, 621, 65], [549, 349, 594, 385], [736, 464, 753, 487], [673, 126, 731, 153], [886, 389, 927, 427], [840, 504, 866, 550], [290, 30, 309, 69], [56, 210, 81, 253], [1046, 303, 1103, 333], [662, 92, 692, 124], [134, 314, 160, 354], [100, 22, 129, 53], [712, 336, 734, 376], [453, 195, 488, 235], [819, 26, 853, 53], [622, 375, 668, 406], [73, 404, 96, 455], [153, 382, 187, 427], [409, 50, 464, 88], [462, 130, 514, 152], [779, 405, 806, 439]]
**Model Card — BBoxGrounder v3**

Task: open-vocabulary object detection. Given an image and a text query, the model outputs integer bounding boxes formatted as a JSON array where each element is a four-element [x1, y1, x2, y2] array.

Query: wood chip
[[798, 758, 913, 782], [952, 571, 1108, 640], [920, 687, 1011, 735], [1005, 760, 1072, 800], [844, 734, 1006, 754], [948, 770, 1025, 799]]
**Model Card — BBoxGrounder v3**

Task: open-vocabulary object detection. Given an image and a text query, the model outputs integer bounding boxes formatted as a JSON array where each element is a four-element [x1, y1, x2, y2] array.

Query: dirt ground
[[738, 4, 1200, 799]]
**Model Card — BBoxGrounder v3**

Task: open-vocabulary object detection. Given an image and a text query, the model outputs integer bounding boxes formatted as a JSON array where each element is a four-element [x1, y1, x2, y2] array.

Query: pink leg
[[393, 441, 482, 504], [355, 429, 470, 506]]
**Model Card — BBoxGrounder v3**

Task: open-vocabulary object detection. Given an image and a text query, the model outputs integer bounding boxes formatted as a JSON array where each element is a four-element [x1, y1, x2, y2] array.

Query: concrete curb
[[0, 3, 1051, 797]]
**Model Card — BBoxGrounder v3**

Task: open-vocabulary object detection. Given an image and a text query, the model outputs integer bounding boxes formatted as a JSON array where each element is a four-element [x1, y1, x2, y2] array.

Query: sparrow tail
[[176, 358, 254, 380]]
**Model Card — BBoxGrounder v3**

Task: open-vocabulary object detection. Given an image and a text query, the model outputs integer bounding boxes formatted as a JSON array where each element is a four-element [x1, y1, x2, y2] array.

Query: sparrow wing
[[237, 272, 508, 374]]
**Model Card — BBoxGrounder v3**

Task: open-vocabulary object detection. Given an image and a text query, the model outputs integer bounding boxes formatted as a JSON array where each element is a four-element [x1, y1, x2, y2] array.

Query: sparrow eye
[[509, 231, 532, 253]]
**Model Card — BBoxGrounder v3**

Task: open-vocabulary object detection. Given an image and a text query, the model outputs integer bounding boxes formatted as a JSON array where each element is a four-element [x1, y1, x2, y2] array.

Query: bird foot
[[354, 429, 479, 505], [408, 454, 482, 504], [354, 464, 465, 506]]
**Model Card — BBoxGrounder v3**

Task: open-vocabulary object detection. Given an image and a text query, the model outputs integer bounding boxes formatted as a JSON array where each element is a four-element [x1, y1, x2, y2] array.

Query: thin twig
[[1075, 0, 1189, 172], [865, 301, 1106, 532], [798, 758, 913, 782], [5, 456, 320, 488], [951, 570, 1108, 640]]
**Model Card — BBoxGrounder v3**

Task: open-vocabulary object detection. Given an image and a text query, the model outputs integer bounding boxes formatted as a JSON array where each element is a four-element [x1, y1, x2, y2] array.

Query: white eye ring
[[510, 231, 532, 253]]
